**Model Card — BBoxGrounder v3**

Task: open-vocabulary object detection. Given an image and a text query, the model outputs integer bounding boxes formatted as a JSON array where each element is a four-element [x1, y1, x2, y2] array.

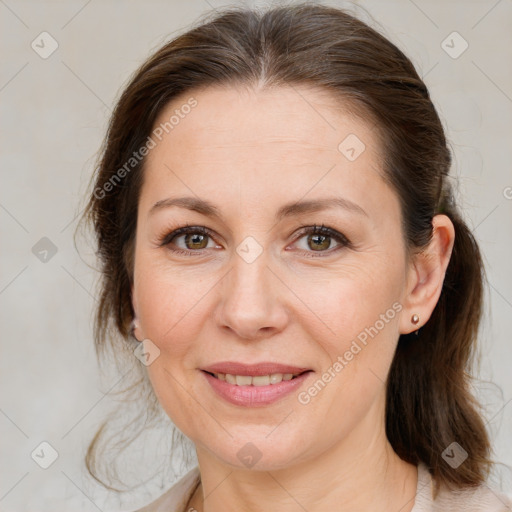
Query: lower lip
[[201, 371, 312, 407]]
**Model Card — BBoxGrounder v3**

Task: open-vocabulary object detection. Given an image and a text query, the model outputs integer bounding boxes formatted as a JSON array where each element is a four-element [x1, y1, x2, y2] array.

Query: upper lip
[[201, 362, 311, 377]]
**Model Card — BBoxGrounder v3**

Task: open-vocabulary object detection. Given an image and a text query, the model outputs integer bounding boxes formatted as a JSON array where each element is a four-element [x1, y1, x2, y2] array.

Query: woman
[[79, 3, 512, 511]]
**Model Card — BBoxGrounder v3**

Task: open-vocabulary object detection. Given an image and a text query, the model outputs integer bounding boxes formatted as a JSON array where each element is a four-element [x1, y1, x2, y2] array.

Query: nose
[[214, 249, 289, 340]]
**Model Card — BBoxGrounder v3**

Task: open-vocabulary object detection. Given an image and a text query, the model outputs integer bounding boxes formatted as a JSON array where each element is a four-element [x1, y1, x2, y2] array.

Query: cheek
[[297, 259, 404, 405], [134, 257, 213, 345], [144, 360, 210, 441], [136, 265, 208, 428], [296, 273, 401, 444], [299, 259, 403, 340]]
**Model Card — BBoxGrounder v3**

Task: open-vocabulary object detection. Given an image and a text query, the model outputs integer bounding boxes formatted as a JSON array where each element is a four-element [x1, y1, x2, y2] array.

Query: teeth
[[213, 372, 297, 386], [253, 375, 272, 386], [235, 375, 252, 386]]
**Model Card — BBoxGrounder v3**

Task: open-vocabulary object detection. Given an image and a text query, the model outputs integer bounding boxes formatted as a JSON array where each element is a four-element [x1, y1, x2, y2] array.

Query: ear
[[399, 214, 455, 334]]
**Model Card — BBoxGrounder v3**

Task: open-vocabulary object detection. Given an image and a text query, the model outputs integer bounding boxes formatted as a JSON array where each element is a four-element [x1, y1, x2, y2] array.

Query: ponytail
[[386, 208, 492, 496]]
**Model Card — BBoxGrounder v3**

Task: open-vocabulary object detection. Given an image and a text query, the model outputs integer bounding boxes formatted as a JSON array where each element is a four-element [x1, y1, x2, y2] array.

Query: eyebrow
[[149, 195, 368, 221]]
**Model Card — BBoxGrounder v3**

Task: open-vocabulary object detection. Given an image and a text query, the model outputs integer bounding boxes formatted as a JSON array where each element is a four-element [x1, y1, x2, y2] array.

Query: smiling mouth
[[202, 370, 311, 386]]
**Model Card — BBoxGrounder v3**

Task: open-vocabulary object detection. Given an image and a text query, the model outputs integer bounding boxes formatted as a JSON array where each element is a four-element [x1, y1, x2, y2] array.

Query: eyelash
[[157, 223, 351, 258]]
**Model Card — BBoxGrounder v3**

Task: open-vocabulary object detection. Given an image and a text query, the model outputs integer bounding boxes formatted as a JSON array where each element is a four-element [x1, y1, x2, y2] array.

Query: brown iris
[[185, 233, 209, 250], [308, 233, 331, 251]]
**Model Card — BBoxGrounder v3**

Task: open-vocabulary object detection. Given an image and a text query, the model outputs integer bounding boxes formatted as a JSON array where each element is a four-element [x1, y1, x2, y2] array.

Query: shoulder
[[431, 484, 512, 511], [130, 466, 200, 512], [413, 462, 512, 512]]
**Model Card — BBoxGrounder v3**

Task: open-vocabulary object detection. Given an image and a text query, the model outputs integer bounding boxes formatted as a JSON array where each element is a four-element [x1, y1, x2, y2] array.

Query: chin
[[204, 429, 310, 472]]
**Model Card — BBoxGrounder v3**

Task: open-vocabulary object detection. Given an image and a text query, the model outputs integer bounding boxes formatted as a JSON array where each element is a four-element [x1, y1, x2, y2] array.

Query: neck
[[187, 414, 418, 512]]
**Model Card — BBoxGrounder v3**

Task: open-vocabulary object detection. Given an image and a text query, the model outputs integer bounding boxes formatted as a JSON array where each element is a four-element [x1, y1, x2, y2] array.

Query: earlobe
[[399, 214, 455, 335]]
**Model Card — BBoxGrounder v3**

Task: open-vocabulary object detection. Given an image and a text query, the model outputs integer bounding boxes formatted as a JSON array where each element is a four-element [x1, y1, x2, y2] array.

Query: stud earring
[[411, 314, 420, 325]]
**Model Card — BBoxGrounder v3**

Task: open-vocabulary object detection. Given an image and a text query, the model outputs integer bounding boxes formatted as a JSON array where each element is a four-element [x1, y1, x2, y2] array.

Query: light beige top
[[132, 462, 512, 511]]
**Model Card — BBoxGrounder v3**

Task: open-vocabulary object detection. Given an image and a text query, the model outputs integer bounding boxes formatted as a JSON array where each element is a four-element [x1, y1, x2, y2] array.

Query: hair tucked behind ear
[[386, 195, 490, 497], [77, 2, 494, 491]]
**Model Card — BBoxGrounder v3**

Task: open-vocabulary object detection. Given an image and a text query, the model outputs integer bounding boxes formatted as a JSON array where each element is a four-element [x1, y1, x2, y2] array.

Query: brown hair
[[77, 2, 493, 495]]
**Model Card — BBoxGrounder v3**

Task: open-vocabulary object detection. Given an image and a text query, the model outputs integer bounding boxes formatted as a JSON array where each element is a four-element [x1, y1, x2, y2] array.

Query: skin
[[131, 84, 455, 512]]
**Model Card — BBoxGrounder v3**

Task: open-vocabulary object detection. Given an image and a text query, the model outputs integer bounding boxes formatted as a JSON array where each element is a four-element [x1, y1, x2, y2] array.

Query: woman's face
[[132, 85, 413, 470]]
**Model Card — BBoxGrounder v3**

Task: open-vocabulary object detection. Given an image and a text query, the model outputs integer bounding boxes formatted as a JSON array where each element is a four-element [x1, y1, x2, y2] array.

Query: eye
[[291, 224, 351, 257], [158, 224, 219, 256], [158, 223, 351, 258]]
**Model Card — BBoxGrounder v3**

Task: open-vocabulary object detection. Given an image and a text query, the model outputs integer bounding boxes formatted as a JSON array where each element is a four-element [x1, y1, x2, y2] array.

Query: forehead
[[140, 85, 394, 220], [148, 84, 378, 159]]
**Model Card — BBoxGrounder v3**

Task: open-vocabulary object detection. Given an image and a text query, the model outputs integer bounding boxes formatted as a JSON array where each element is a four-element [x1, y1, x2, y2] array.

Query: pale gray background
[[1, 0, 511, 510]]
